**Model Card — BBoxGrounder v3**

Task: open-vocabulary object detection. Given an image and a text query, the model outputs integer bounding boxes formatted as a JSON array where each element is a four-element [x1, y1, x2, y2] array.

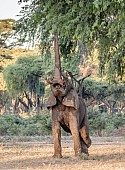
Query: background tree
[[16, 0, 125, 82], [82, 78, 125, 114], [0, 19, 16, 112], [3, 56, 45, 114]]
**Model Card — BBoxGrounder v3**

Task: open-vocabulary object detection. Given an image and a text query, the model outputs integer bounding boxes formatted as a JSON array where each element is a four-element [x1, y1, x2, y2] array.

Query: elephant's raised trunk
[[54, 32, 61, 79], [53, 32, 64, 86]]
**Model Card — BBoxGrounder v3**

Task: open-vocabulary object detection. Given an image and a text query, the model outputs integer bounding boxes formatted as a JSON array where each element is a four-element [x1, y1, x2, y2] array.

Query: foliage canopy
[[3, 56, 45, 96], [16, 0, 125, 82]]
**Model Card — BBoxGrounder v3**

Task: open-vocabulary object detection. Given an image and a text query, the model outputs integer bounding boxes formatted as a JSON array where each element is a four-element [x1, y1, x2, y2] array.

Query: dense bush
[[0, 114, 52, 136], [88, 108, 125, 136]]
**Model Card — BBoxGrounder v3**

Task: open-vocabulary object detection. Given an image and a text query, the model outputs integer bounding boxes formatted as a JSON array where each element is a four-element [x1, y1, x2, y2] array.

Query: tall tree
[[16, 0, 125, 82], [3, 56, 45, 114]]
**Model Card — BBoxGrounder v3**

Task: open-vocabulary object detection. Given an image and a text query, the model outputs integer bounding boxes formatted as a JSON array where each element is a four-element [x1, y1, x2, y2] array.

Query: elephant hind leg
[[69, 112, 81, 156], [80, 137, 89, 155], [79, 126, 91, 148]]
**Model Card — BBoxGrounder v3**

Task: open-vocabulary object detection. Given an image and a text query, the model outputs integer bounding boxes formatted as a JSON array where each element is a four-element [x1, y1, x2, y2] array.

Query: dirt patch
[[0, 137, 125, 170]]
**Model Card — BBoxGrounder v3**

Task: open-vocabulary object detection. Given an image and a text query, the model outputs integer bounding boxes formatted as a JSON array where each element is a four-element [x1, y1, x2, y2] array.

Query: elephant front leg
[[69, 110, 81, 156], [52, 121, 62, 158]]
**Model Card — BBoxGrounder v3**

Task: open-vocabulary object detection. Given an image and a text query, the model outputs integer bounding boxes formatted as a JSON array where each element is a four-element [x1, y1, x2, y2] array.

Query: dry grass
[[0, 137, 125, 170]]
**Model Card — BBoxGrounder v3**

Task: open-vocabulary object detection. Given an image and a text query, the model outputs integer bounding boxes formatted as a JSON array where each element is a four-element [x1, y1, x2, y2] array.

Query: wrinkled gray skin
[[47, 77, 91, 158]]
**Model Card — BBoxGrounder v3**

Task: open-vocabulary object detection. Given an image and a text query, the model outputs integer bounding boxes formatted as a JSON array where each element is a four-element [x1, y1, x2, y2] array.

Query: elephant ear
[[62, 89, 79, 110], [46, 93, 57, 109]]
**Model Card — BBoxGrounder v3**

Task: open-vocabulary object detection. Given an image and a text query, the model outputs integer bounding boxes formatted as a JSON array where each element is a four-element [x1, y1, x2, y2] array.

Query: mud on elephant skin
[[47, 76, 91, 158]]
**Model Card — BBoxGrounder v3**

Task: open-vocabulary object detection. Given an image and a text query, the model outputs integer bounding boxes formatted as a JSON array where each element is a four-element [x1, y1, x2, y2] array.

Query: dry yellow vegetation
[[0, 137, 125, 170]]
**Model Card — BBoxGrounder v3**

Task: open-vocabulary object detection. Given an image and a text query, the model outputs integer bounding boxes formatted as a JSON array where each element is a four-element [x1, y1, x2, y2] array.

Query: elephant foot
[[52, 154, 62, 158], [81, 147, 89, 156], [74, 149, 82, 157], [80, 138, 89, 155]]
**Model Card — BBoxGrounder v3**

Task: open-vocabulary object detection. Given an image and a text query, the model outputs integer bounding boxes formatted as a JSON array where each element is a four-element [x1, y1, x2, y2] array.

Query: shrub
[[88, 110, 106, 136], [0, 117, 9, 135], [0, 113, 52, 136], [88, 108, 125, 136]]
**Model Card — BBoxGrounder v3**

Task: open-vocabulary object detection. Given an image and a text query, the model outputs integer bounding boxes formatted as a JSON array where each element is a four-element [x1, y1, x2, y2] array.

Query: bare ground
[[0, 136, 125, 170]]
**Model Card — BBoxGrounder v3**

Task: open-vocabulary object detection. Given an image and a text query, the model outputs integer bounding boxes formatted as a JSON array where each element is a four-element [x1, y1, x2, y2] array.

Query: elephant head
[[47, 75, 79, 110]]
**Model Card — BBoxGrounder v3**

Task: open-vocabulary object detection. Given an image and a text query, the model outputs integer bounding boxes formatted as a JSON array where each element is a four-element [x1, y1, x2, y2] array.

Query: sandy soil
[[0, 136, 125, 170]]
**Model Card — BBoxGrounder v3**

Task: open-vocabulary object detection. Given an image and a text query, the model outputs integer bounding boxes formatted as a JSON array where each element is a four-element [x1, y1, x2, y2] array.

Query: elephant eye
[[53, 83, 61, 89]]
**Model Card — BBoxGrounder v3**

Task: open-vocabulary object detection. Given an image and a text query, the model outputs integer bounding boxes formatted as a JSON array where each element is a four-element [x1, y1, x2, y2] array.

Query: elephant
[[46, 32, 91, 158], [46, 75, 91, 158]]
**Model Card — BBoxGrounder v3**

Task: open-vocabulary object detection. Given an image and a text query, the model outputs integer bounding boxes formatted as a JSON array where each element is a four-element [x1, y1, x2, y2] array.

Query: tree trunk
[[0, 103, 5, 114], [36, 95, 41, 114], [12, 98, 19, 114], [18, 97, 29, 112]]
